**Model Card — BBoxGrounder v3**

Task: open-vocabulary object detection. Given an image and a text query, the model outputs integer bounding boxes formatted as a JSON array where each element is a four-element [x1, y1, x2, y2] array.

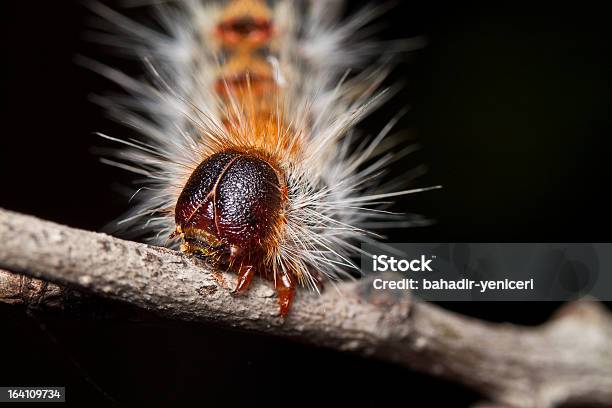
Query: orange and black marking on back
[[174, 0, 299, 315]]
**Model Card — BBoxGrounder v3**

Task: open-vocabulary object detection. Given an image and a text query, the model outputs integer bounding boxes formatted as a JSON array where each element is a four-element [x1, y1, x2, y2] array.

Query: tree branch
[[0, 208, 610, 408], [0, 268, 66, 308]]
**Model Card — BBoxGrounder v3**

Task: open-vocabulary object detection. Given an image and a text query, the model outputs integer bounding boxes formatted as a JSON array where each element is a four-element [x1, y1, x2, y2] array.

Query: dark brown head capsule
[[174, 151, 283, 261]]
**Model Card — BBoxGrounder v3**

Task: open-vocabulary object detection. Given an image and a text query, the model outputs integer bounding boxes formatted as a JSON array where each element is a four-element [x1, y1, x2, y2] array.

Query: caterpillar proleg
[[87, 0, 439, 316]]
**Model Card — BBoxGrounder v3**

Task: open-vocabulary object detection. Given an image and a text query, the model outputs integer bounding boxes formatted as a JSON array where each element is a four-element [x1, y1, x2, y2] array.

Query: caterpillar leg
[[234, 264, 255, 293], [275, 273, 295, 317]]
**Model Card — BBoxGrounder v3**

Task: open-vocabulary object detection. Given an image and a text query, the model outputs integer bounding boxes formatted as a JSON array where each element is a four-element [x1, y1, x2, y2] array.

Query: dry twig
[[0, 208, 610, 408]]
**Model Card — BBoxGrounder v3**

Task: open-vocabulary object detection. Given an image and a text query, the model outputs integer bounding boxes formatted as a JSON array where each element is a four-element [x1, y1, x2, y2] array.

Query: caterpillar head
[[174, 150, 285, 262]]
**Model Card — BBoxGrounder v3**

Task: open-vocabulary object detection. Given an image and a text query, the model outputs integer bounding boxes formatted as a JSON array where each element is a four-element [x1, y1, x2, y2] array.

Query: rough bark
[[0, 208, 610, 408]]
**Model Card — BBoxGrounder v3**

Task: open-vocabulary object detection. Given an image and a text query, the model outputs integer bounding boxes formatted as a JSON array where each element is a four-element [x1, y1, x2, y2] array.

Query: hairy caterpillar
[[85, 0, 439, 316]]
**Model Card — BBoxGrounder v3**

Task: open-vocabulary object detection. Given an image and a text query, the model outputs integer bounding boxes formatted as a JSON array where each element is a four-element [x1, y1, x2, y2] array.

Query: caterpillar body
[[88, 0, 437, 316]]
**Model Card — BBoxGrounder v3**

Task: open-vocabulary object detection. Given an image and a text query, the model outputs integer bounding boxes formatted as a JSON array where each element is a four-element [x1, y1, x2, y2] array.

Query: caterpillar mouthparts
[[89, 0, 436, 317]]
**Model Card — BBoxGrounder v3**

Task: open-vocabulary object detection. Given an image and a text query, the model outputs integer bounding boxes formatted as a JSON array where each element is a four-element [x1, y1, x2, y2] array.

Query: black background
[[1, 0, 611, 406]]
